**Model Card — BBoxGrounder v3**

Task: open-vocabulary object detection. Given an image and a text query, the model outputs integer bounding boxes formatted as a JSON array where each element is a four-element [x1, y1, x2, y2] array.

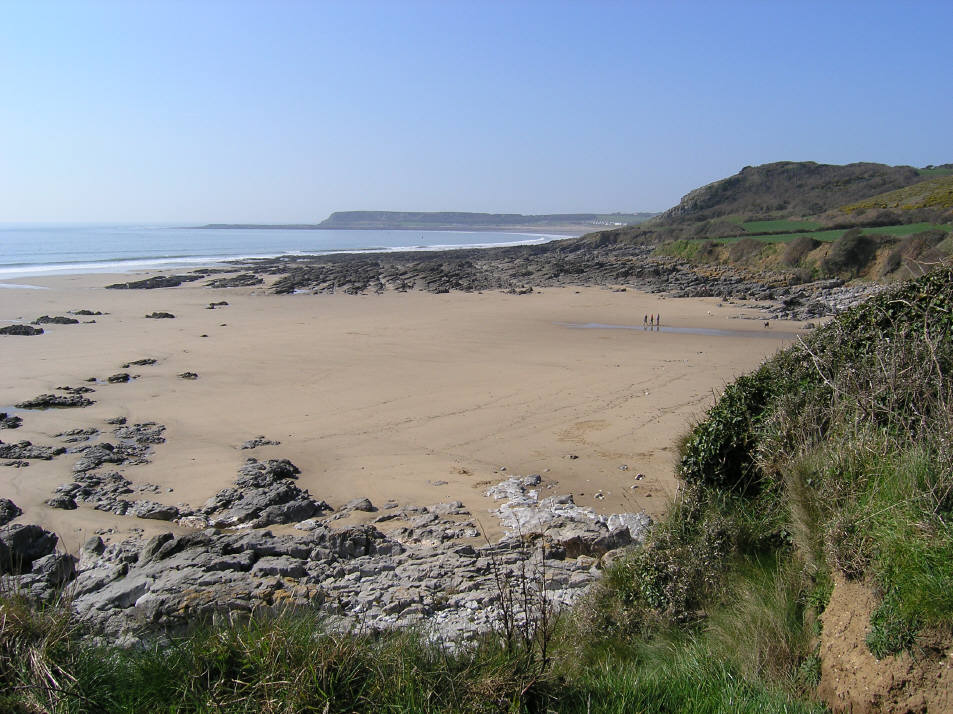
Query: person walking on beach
[[656, 314, 661, 329], [643, 314, 648, 328], [649, 314, 654, 327]]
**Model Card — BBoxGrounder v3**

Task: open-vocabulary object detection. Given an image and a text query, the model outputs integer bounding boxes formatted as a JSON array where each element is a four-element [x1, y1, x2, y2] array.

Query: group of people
[[643, 313, 661, 329]]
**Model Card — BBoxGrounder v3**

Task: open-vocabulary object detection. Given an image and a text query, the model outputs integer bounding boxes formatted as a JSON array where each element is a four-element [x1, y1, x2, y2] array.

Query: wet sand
[[0, 271, 807, 550]]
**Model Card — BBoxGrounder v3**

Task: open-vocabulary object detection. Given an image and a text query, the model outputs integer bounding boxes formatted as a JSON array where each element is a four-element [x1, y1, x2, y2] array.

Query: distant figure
[[649, 314, 654, 327], [643, 314, 648, 328], [656, 314, 661, 328], [764, 321, 771, 328]]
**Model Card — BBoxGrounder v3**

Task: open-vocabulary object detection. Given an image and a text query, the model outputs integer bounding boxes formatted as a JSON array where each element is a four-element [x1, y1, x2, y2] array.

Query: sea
[[0, 223, 568, 285]]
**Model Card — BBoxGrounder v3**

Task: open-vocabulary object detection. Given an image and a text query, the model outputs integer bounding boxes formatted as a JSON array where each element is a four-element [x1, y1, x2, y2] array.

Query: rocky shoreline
[[2, 463, 649, 644], [2, 410, 650, 644], [105, 241, 885, 321]]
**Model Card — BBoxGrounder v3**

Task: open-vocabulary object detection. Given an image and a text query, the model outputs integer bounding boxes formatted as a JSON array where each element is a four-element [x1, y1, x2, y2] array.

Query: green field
[[741, 219, 822, 233], [917, 167, 953, 178], [715, 222, 950, 245]]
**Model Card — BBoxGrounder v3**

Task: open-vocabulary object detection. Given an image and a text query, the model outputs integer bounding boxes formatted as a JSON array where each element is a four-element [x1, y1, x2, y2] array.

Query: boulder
[[0, 524, 58, 573], [0, 324, 43, 336], [0, 498, 22, 525]]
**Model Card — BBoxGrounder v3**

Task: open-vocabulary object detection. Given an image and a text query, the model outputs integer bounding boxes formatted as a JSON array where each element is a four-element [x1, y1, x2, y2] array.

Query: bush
[[821, 228, 878, 277], [781, 235, 820, 267], [677, 366, 779, 493]]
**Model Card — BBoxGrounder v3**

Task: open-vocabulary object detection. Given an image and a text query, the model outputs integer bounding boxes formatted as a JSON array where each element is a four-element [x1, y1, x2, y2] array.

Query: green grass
[[916, 167, 953, 178], [0, 596, 827, 713], [741, 219, 822, 233], [714, 222, 951, 245]]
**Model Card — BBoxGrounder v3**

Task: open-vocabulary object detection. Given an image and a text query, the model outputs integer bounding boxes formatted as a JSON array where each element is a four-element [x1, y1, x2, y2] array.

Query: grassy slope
[[840, 174, 953, 213], [586, 266, 953, 705]]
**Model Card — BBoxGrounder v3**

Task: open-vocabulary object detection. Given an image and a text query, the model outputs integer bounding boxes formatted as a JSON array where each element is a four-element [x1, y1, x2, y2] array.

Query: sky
[[1, 0, 952, 223]]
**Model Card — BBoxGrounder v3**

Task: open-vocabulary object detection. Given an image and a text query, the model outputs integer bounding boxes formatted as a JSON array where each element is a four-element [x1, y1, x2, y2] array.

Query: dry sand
[[1, 271, 808, 551]]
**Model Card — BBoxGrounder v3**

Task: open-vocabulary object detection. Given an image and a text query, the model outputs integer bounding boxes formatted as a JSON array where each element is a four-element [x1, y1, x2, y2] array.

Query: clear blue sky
[[2, 0, 951, 222]]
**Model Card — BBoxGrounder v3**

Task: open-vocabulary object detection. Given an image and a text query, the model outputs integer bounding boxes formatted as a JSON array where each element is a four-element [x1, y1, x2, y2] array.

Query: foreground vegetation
[[4, 265, 952, 712]]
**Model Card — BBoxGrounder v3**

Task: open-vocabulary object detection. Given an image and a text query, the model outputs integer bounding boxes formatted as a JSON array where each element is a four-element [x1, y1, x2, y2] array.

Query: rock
[[71, 309, 103, 316], [178, 372, 198, 380], [106, 275, 201, 289], [0, 524, 58, 573], [15, 393, 94, 409], [0, 440, 66, 460], [45, 494, 78, 510], [58, 385, 95, 394], [107, 373, 132, 383], [113, 422, 166, 445], [206, 274, 263, 288], [54, 427, 99, 443], [240, 435, 281, 449], [200, 458, 331, 528], [0, 324, 43, 336], [343, 497, 376, 512], [0, 498, 22, 525], [32, 315, 79, 325], [129, 501, 179, 521], [72, 443, 124, 472], [120, 358, 157, 368], [105, 416, 127, 425], [145, 312, 175, 319], [0, 413, 22, 429]]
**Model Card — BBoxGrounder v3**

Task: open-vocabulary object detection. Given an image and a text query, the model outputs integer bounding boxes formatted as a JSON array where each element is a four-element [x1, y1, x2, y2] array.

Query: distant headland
[[197, 210, 659, 233]]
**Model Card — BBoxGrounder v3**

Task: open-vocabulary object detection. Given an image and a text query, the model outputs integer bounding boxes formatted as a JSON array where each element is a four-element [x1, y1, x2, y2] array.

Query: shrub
[[677, 366, 778, 493], [781, 235, 820, 267], [821, 228, 878, 277]]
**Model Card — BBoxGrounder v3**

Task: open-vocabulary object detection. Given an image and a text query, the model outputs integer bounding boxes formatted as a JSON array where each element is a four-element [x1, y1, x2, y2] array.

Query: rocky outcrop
[[192, 458, 331, 529], [121, 358, 157, 368], [0, 324, 44, 336], [487, 475, 651, 557], [15, 394, 94, 409], [145, 312, 175, 319], [0, 440, 66, 461], [106, 275, 202, 289], [206, 274, 263, 288], [32, 315, 79, 325]]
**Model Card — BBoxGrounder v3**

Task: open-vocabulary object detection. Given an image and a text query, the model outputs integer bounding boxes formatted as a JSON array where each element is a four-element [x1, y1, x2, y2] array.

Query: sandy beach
[[1, 270, 806, 551]]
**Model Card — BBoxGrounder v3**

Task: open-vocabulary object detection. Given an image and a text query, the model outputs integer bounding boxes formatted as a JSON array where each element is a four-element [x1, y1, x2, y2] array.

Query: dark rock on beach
[[121, 358, 157, 368], [240, 435, 281, 449], [178, 371, 198, 380], [0, 440, 66, 461], [32, 315, 79, 325], [0, 324, 44, 336], [107, 373, 132, 383], [0, 498, 22, 526], [58, 385, 95, 394], [207, 274, 262, 288], [16, 393, 94, 409], [145, 311, 175, 319], [0, 413, 23, 430], [106, 275, 202, 289], [71, 309, 103, 316]]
